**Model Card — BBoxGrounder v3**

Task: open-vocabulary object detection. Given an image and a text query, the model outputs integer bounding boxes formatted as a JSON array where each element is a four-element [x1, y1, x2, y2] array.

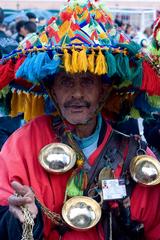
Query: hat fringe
[[72, 48, 79, 73], [10, 90, 45, 121], [64, 49, 72, 72], [78, 47, 88, 72], [88, 49, 95, 73], [95, 48, 107, 75]]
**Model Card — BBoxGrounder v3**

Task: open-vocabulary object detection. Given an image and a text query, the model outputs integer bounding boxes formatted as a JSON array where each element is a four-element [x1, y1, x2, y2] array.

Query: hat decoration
[[0, 0, 160, 121]]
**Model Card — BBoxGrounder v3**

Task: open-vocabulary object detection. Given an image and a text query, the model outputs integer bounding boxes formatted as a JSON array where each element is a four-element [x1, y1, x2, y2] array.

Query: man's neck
[[74, 117, 97, 138]]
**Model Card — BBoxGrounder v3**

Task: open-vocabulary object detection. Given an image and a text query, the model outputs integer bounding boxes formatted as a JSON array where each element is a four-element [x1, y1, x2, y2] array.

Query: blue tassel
[[27, 54, 38, 83], [16, 53, 32, 79], [40, 53, 61, 80], [33, 52, 49, 81]]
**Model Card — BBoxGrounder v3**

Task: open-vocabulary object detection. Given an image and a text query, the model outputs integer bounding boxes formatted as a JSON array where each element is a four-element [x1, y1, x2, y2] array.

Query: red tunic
[[0, 115, 160, 240]]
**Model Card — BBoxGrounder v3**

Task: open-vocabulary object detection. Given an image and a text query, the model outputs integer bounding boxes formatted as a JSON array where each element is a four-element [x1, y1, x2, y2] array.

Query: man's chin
[[64, 115, 91, 125]]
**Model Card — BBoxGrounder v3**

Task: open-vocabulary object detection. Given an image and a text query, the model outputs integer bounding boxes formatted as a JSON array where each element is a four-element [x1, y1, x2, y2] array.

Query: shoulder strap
[[85, 130, 129, 194]]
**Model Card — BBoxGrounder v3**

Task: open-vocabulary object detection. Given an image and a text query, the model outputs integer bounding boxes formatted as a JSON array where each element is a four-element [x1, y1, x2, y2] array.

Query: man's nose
[[71, 83, 84, 98]]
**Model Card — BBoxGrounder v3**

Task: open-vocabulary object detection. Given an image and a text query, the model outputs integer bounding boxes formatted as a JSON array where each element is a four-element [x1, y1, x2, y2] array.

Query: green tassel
[[66, 178, 83, 197], [117, 41, 141, 55], [148, 95, 160, 108], [105, 51, 116, 77], [115, 53, 131, 80], [130, 107, 141, 118], [130, 58, 143, 87]]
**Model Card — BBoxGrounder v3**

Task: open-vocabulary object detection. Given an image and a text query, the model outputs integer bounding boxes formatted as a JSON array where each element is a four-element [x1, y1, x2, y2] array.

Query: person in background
[[12, 20, 27, 43], [23, 21, 37, 35], [26, 12, 37, 23], [0, 8, 18, 56], [125, 23, 134, 40]]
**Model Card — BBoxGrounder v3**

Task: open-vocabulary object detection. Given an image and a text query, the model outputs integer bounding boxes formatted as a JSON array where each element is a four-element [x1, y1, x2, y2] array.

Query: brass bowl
[[38, 143, 76, 173], [130, 155, 160, 186], [62, 196, 101, 230]]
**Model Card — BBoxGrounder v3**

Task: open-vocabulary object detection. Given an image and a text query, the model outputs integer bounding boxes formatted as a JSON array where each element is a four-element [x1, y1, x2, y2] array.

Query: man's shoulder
[[8, 115, 53, 140]]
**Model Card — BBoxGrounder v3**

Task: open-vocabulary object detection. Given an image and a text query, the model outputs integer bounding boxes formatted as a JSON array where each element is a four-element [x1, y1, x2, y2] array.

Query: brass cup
[[130, 155, 160, 186], [62, 196, 102, 230], [39, 143, 76, 173]]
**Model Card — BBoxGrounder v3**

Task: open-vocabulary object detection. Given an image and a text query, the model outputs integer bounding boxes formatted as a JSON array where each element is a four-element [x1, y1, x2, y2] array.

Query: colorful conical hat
[[0, 0, 160, 121]]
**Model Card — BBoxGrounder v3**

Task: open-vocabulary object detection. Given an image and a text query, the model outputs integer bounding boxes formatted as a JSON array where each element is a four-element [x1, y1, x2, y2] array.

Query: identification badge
[[102, 179, 126, 200]]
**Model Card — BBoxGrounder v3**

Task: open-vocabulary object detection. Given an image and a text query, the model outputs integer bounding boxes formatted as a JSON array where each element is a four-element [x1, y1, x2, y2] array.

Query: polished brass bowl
[[130, 155, 160, 186], [38, 143, 76, 173], [62, 196, 101, 230]]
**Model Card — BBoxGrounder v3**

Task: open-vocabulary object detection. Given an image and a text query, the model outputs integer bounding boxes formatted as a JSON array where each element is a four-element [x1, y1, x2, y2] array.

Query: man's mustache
[[64, 100, 91, 108]]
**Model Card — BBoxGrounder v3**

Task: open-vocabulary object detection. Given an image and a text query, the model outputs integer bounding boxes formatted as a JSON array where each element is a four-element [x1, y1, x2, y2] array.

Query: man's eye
[[81, 78, 94, 86], [60, 79, 73, 87]]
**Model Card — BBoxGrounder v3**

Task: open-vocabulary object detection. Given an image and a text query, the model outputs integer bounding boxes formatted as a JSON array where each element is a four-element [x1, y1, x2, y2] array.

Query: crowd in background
[[0, 7, 155, 58]]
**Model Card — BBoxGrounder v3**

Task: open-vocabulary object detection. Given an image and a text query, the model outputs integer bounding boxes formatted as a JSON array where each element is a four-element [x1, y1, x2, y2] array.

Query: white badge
[[102, 179, 127, 200]]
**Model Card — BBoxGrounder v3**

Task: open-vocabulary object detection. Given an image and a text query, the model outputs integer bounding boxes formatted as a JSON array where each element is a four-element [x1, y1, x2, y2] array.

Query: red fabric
[[141, 61, 160, 96], [0, 59, 15, 89], [14, 56, 26, 73], [0, 115, 160, 239]]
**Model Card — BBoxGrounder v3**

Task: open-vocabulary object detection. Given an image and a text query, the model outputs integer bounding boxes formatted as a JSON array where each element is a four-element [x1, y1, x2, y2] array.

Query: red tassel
[[14, 56, 26, 74], [0, 59, 15, 90], [141, 61, 160, 96]]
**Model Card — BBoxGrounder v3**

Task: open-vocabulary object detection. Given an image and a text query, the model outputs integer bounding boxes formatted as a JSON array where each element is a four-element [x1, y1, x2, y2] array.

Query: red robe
[[0, 115, 160, 240]]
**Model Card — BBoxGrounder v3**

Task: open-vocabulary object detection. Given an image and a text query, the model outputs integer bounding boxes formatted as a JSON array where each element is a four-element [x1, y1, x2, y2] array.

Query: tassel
[[71, 48, 79, 73], [66, 167, 88, 197], [14, 56, 26, 75], [130, 58, 143, 87], [66, 178, 83, 197], [105, 51, 116, 77], [95, 48, 107, 75], [63, 49, 72, 73], [17, 91, 25, 113], [0, 59, 15, 90], [10, 90, 18, 117], [78, 46, 88, 72], [88, 49, 95, 73], [130, 107, 141, 118], [141, 61, 160, 96], [31, 95, 45, 119], [24, 93, 32, 121], [115, 53, 131, 80], [41, 53, 61, 80], [148, 95, 160, 108]]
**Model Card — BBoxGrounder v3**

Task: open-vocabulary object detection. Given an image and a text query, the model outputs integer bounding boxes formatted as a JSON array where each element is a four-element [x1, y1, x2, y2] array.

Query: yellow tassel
[[78, 46, 88, 72], [63, 49, 72, 73], [10, 91, 18, 117], [31, 95, 44, 119], [17, 91, 25, 113], [71, 48, 79, 73], [88, 49, 95, 73], [24, 93, 32, 121], [95, 48, 107, 75]]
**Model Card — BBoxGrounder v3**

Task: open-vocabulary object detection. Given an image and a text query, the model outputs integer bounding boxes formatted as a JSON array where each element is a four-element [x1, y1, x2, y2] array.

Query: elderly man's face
[[51, 72, 104, 125]]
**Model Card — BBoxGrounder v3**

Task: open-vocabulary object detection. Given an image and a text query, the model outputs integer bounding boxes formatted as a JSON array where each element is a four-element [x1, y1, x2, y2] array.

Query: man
[[26, 12, 37, 23], [12, 20, 27, 43], [0, 1, 160, 240]]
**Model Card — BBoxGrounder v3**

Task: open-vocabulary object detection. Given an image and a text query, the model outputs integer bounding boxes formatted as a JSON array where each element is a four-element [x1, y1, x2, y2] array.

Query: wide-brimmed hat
[[0, 0, 160, 121]]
